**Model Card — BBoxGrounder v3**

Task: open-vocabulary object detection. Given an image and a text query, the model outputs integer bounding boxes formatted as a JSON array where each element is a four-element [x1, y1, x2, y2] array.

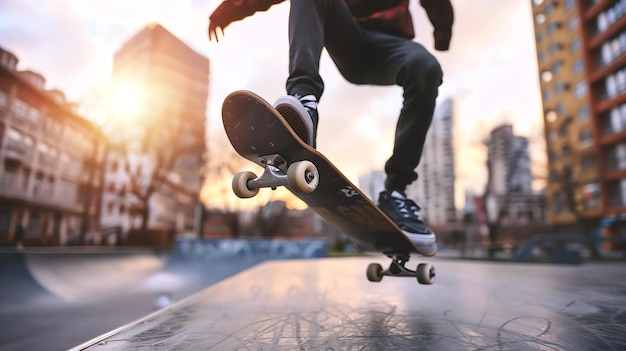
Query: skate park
[[1, 238, 625, 351]]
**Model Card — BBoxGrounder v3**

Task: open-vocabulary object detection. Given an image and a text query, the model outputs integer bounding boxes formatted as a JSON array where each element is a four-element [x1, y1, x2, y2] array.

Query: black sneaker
[[377, 190, 436, 249], [274, 94, 318, 148]]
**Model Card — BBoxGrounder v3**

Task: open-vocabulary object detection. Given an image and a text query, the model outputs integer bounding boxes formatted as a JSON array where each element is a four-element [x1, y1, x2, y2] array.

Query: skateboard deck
[[222, 90, 437, 283]]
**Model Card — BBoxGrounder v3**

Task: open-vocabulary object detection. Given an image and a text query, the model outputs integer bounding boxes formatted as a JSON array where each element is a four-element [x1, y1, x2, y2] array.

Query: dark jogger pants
[[286, 0, 443, 192]]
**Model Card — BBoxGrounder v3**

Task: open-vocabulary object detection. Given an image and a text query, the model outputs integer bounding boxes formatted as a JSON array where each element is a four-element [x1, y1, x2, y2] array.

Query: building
[[0, 47, 106, 245], [483, 124, 545, 225], [359, 99, 456, 228], [100, 23, 209, 235], [358, 170, 386, 201], [406, 99, 456, 226], [531, 0, 625, 235], [485, 125, 532, 196]]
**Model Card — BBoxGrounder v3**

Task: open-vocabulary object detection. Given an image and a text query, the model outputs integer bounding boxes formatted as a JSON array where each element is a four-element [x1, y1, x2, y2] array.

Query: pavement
[[71, 256, 626, 351]]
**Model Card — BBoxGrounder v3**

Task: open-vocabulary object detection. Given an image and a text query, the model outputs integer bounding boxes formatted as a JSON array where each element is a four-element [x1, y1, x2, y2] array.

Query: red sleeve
[[420, 0, 454, 51], [210, 0, 286, 29]]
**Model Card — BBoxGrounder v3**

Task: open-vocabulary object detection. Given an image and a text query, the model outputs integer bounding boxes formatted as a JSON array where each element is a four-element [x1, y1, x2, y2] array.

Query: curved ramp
[[0, 252, 56, 308], [0, 249, 165, 306]]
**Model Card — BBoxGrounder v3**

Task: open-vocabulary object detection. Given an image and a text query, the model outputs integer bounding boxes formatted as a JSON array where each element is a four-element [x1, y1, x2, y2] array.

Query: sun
[[111, 85, 141, 115]]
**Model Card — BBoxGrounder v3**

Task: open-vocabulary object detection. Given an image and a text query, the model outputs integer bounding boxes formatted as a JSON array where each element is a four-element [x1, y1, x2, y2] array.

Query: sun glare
[[111, 85, 140, 115]]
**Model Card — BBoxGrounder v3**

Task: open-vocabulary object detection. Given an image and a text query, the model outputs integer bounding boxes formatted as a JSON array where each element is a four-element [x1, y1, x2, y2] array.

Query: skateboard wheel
[[287, 161, 319, 193], [366, 263, 383, 282], [232, 171, 259, 198], [416, 263, 435, 285]]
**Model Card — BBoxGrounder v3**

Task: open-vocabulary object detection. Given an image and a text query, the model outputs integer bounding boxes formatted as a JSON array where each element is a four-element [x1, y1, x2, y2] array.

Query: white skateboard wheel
[[287, 161, 319, 193], [232, 171, 259, 198], [416, 263, 435, 285]]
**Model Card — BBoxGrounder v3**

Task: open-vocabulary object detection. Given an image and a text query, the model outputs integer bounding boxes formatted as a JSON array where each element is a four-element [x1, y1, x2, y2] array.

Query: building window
[[607, 143, 626, 171], [575, 81, 588, 98], [550, 42, 563, 53], [555, 82, 569, 94], [6, 129, 23, 154], [33, 173, 44, 198], [555, 104, 566, 116], [577, 105, 590, 122], [579, 129, 593, 147], [570, 38, 581, 52], [20, 168, 30, 192], [543, 89, 552, 101], [548, 21, 561, 34], [568, 16, 579, 31], [607, 105, 626, 134], [1, 162, 17, 192], [573, 59, 585, 75]]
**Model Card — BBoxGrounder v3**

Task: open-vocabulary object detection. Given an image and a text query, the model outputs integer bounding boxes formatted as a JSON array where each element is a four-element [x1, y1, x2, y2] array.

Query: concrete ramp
[[72, 257, 626, 350], [25, 251, 165, 302], [0, 249, 165, 306], [0, 252, 56, 308]]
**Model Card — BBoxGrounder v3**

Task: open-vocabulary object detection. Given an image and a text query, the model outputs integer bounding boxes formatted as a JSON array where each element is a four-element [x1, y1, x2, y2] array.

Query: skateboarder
[[209, 0, 453, 250]]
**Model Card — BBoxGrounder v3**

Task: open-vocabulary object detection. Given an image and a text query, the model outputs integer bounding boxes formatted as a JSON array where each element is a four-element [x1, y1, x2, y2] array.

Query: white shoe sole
[[404, 231, 436, 247], [273, 95, 314, 146]]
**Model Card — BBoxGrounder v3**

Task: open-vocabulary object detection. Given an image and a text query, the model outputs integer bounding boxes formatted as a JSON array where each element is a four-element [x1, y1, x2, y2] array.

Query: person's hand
[[208, 20, 225, 43]]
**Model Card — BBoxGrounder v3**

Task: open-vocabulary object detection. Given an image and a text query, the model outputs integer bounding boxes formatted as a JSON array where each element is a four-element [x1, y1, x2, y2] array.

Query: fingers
[[208, 24, 224, 43]]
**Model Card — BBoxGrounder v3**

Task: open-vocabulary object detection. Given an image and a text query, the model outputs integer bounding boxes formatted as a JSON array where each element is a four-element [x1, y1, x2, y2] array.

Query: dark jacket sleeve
[[209, 0, 286, 29], [420, 0, 454, 51]]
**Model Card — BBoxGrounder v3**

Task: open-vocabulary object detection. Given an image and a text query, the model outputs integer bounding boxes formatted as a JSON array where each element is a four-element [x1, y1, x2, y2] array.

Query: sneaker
[[377, 190, 436, 249], [274, 94, 318, 148]]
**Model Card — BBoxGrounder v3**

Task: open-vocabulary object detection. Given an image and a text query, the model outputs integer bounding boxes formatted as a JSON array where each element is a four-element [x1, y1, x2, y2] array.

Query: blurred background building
[[0, 47, 106, 246], [483, 124, 546, 226], [406, 98, 456, 228], [99, 23, 209, 238], [531, 0, 625, 240], [359, 99, 457, 234]]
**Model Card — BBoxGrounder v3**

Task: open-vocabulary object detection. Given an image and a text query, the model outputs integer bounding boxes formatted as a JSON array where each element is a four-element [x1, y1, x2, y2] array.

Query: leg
[[286, 0, 368, 100], [349, 31, 443, 192]]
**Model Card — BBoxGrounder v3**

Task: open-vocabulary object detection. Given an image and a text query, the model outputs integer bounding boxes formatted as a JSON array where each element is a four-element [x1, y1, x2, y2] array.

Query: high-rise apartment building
[[0, 47, 106, 245], [485, 125, 533, 196], [483, 124, 545, 224], [406, 99, 456, 226], [100, 23, 209, 234], [531, 0, 625, 233], [359, 100, 456, 228]]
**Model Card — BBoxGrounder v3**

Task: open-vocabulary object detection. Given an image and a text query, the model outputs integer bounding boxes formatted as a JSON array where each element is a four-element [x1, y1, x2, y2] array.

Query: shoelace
[[394, 197, 423, 221], [294, 93, 318, 111]]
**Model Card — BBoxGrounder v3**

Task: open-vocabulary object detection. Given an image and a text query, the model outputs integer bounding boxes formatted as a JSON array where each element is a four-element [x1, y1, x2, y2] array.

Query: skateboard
[[222, 90, 437, 284]]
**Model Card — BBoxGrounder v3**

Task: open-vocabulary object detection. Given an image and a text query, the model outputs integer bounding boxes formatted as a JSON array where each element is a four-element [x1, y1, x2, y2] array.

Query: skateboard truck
[[367, 254, 435, 285], [232, 155, 319, 198]]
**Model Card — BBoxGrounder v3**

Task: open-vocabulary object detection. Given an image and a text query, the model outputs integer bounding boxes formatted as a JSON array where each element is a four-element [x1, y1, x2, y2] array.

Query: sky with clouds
[[0, 0, 545, 209]]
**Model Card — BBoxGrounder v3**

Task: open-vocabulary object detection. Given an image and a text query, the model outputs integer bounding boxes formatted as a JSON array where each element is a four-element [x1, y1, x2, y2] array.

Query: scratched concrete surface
[[73, 257, 626, 350]]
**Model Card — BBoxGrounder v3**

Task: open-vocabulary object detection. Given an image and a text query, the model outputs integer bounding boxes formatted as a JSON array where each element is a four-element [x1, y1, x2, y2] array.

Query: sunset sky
[[0, 0, 545, 210]]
